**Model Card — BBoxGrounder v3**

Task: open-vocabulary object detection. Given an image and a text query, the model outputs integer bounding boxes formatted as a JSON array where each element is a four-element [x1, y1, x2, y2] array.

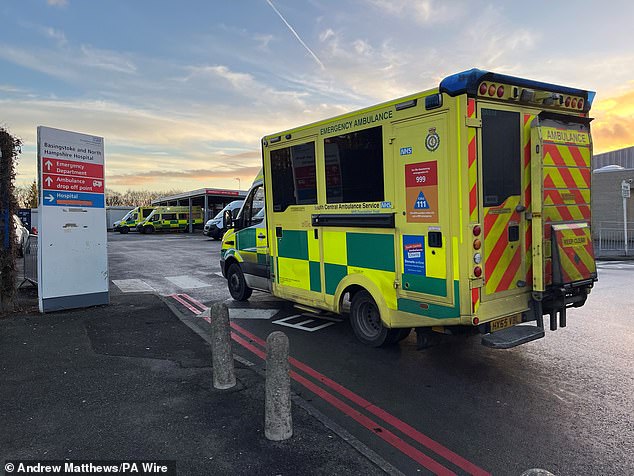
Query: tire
[[350, 290, 400, 347], [227, 262, 252, 301], [395, 327, 412, 343], [144, 225, 155, 234], [119, 227, 129, 234]]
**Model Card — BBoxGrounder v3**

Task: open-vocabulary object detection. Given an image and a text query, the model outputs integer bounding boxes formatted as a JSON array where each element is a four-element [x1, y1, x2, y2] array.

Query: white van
[[203, 200, 244, 240]]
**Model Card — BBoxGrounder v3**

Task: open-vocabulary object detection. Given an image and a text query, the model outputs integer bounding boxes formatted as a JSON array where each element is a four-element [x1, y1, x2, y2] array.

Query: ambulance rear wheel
[[227, 263, 252, 301], [144, 226, 154, 234], [350, 291, 399, 347]]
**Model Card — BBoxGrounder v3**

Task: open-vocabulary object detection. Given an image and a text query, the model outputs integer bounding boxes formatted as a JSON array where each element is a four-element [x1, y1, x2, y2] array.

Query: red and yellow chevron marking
[[467, 98, 478, 222], [538, 136, 592, 287], [523, 114, 535, 286], [471, 287, 480, 314], [484, 197, 522, 294], [552, 223, 596, 283], [543, 143, 590, 168]]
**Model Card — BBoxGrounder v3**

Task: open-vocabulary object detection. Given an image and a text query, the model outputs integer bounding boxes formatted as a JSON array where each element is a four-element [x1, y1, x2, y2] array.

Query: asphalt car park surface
[[103, 232, 634, 475]]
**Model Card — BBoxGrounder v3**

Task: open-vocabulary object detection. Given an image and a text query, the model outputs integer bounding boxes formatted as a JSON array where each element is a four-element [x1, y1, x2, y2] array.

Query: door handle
[[258, 233, 266, 239]]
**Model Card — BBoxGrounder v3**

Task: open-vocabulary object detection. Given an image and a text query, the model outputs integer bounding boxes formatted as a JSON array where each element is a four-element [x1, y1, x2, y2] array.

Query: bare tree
[[105, 188, 183, 207]]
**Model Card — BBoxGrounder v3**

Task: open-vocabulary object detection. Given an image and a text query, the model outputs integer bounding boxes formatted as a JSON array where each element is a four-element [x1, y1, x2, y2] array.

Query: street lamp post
[[235, 177, 241, 191]]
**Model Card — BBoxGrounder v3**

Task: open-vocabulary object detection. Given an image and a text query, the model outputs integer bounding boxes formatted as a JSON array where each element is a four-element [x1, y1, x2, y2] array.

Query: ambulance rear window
[[481, 109, 521, 207]]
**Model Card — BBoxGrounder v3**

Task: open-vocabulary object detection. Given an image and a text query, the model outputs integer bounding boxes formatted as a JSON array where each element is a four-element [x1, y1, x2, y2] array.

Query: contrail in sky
[[265, 0, 325, 70]]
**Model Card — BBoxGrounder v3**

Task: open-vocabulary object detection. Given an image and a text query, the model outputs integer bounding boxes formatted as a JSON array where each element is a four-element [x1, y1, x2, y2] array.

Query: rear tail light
[[474, 266, 482, 277], [473, 225, 482, 236], [473, 239, 482, 250]]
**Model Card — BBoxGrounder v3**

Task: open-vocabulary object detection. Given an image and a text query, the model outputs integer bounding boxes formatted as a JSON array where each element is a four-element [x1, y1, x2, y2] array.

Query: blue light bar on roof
[[439, 68, 595, 109]]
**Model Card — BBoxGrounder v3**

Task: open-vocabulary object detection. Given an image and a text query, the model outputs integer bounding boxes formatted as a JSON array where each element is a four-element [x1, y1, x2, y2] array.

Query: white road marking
[[165, 275, 211, 289], [228, 308, 279, 320], [273, 314, 337, 332], [112, 279, 155, 293]]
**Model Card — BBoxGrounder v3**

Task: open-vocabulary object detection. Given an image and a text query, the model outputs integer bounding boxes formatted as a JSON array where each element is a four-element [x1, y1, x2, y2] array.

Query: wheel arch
[[334, 275, 392, 327], [221, 250, 244, 276]]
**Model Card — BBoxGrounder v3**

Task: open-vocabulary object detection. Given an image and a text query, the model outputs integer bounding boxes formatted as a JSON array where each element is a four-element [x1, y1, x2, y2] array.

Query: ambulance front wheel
[[227, 263, 252, 301], [119, 227, 129, 234], [350, 290, 400, 347]]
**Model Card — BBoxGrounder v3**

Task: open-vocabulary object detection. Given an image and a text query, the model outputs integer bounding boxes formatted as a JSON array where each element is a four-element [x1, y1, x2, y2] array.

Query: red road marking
[[178, 293, 207, 312], [230, 331, 457, 476], [174, 297, 490, 475], [230, 321, 490, 476], [170, 294, 203, 315]]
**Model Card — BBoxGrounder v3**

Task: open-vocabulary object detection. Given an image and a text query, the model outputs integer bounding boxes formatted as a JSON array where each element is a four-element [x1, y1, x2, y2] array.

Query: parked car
[[12, 214, 29, 257], [203, 200, 244, 240]]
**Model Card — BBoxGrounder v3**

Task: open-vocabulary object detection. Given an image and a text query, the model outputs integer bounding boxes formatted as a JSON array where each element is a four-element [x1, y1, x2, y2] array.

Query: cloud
[[44, 27, 67, 46], [364, 0, 461, 24], [107, 166, 262, 187], [592, 88, 634, 153]]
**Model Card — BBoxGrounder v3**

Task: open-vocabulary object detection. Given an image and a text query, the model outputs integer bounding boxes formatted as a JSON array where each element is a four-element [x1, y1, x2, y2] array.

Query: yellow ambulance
[[221, 69, 597, 348], [113, 206, 156, 233], [137, 206, 203, 233]]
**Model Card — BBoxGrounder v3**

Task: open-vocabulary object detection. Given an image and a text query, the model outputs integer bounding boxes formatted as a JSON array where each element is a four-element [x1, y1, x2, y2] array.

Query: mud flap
[[551, 223, 597, 286]]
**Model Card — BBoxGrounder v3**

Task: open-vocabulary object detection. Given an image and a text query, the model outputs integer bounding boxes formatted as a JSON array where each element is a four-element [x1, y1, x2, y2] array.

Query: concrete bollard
[[265, 331, 292, 441], [211, 302, 236, 390], [520, 469, 556, 476]]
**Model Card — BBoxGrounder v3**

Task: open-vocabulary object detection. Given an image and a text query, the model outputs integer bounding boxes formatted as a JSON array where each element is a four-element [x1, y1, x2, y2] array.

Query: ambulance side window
[[324, 126, 384, 204], [241, 185, 265, 229], [481, 109, 521, 207], [143, 209, 153, 218], [270, 141, 317, 212]]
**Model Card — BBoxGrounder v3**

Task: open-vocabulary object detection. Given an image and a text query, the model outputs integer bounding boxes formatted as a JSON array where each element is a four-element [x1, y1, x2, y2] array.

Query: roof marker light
[[497, 85, 504, 98], [488, 84, 496, 96], [479, 83, 488, 95]]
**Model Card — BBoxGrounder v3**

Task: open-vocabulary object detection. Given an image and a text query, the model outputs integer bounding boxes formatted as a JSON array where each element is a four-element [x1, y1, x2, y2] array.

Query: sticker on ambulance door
[[403, 235, 426, 276], [405, 161, 438, 223]]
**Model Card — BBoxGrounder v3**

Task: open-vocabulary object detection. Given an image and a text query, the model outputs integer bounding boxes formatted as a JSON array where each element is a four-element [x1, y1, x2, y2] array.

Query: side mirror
[[223, 210, 233, 229]]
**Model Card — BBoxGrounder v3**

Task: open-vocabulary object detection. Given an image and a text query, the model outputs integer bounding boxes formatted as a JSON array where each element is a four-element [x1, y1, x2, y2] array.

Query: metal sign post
[[37, 126, 109, 312]]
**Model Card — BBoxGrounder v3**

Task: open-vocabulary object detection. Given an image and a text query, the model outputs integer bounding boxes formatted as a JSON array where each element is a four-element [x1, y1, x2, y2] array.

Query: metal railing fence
[[22, 234, 37, 286], [594, 221, 634, 257]]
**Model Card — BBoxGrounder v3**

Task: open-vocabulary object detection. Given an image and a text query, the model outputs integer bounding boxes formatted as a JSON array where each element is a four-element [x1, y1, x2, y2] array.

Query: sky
[[1, 0, 633, 193]]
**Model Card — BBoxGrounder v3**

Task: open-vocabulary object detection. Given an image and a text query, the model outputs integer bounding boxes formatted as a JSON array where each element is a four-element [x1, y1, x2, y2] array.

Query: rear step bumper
[[481, 325, 545, 349]]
